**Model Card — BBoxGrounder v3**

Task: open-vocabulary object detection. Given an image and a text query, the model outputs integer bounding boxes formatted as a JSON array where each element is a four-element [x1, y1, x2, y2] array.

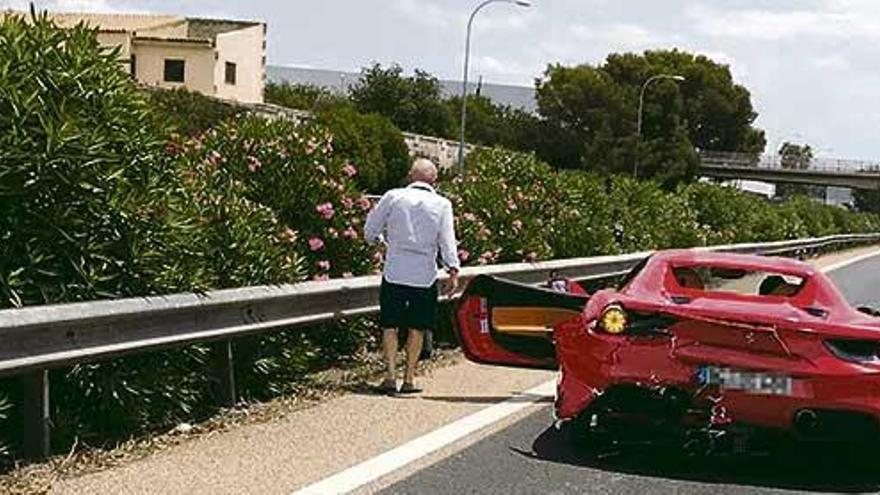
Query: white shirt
[[364, 182, 460, 288]]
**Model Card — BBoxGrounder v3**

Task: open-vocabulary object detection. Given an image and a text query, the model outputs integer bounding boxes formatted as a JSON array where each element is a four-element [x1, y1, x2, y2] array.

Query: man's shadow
[[514, 424, 880, 493]]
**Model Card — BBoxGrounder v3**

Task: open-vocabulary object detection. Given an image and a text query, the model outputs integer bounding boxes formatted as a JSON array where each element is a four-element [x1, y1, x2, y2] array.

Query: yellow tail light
[[600, 305, 628, 334]]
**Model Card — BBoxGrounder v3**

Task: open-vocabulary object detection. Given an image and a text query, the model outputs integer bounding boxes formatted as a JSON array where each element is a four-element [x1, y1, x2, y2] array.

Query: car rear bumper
[[557, 364, 880, 442]]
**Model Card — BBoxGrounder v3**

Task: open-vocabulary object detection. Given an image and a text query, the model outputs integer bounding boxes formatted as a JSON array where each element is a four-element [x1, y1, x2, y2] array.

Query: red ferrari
[[456, 250, 880, 452]]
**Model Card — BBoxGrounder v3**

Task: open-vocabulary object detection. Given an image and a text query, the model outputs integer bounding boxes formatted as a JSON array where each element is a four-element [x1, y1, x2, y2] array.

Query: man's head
[[408, 158, 439, 186]]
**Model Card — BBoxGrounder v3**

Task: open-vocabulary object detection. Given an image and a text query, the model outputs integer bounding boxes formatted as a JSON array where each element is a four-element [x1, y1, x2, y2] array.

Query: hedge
[[445, 148, 880, 265]]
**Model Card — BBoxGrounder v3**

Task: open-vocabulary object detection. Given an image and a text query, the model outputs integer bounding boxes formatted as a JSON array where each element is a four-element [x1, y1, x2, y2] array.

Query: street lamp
[[457, 0, 531, 171], [634, 74, 685, 177]]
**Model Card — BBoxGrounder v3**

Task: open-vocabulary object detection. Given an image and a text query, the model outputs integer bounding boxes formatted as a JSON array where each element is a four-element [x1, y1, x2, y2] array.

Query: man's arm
[[364, 193, 393, 245], [438, 201, 461, 295]]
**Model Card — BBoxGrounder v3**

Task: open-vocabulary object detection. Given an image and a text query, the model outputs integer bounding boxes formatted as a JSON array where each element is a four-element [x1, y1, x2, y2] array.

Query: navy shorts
[[379, 279, 438, 331]]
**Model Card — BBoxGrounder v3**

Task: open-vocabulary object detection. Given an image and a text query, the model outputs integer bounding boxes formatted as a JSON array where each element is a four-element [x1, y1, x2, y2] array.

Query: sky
[[5, 0, 880, 160]]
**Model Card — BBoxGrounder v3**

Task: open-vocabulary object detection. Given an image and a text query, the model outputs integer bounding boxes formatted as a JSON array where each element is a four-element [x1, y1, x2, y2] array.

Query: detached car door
[[455, 275, 588, 369]]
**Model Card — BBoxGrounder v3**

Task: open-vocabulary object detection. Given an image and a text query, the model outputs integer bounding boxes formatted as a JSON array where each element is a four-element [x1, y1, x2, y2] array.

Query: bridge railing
[[700, 151, 880, 174], [5, 233, 879, 458]]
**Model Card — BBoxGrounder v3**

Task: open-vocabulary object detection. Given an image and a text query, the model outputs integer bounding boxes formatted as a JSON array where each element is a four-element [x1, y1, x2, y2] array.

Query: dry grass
[[0, 349, 462, 495]]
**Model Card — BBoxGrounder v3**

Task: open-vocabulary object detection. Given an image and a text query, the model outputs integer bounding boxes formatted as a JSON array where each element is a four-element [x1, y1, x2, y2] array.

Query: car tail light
[[825, 339, 880, 364], [598, 304, 628, 334]]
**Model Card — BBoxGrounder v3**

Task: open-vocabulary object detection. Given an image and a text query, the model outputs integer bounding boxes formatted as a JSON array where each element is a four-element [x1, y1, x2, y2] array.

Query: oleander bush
[[173, 116, 380, 280], [551, 171, 617, 258], [446, 148, 880, 265], [0, 12, 306, 456], [314, 105, 411, 193], [444, 148, 558, 265], [147, 87, 241, 137]]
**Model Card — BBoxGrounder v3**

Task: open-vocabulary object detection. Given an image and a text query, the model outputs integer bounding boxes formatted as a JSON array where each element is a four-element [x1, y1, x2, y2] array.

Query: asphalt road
[[379, 253, 880, 495]]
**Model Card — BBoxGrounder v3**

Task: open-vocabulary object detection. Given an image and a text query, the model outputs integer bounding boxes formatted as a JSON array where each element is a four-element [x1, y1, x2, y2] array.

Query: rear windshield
[[671, 265, 805, 297]]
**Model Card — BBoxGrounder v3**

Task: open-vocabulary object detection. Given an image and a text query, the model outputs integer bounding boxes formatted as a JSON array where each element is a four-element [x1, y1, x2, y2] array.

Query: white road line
[[291, 380, 556, 495], [820, 248, 880, 273], [294, 247, 880, 495]]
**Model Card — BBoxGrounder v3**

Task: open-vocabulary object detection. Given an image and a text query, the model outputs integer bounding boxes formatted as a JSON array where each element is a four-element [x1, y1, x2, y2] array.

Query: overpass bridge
[[699, 152, 880, 190]]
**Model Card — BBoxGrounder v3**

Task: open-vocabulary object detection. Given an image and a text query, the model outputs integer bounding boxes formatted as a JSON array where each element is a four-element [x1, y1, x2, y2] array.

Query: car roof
[[650, 249, 816, 276]]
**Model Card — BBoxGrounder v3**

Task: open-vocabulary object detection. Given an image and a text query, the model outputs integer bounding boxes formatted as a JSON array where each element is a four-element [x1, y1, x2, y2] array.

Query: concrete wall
[[46, 13, 180, 31], [137, 20, 189, 38], [213, 23, 265, 103], [402, 133, 472, 170], [96, 31, 132, 59], [131, 39, 215, 94]]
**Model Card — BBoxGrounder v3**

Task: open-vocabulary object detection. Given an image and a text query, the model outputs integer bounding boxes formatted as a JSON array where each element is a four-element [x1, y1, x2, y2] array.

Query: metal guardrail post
[[210, 340, 237, 407], [22, 369, 50, 459]]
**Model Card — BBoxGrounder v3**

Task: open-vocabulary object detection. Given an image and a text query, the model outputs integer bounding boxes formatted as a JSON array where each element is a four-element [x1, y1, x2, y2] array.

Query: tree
[[446, 94, 544, 154], [349, 63, 454, 138], [603, 50, 766, 155], [535, 49, 766, 183], [314, 105, 411, 192], [776, 142, 824, 200], [535, 64, 635, 173], [264, 82, 348, 112], [853, 187, 880, 214], [851, 165, 880, 213]]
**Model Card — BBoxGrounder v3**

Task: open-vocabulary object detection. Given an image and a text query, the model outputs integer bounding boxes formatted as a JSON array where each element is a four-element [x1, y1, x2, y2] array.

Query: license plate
[[698, 366, 793, 395]]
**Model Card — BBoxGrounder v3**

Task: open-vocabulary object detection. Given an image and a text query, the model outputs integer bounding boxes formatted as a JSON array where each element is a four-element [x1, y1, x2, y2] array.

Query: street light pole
[[457, 0, 531, 172], [634, 74, 685, 177]]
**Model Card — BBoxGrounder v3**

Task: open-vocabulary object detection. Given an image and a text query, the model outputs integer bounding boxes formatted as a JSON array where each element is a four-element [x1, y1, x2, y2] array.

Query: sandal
[[379, 378, 398, 395], [399, 382, 423, 394]]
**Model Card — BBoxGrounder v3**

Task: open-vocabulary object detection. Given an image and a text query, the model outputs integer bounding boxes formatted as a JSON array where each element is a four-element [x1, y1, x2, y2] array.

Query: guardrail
[[700, 151, 880, 175], [5, 233, 879, 458]]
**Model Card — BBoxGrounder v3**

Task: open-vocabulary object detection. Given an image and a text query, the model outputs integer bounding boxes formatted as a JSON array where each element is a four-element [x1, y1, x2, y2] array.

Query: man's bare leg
[[403, 328, 424, 387], [382, 328, 399, 386]]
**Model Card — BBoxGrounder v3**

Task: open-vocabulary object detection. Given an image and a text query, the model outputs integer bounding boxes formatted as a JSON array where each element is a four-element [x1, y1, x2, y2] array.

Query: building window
[[225, 62, 237, 85], [163, 59, 185, 83], [130, 55, 137, 78]]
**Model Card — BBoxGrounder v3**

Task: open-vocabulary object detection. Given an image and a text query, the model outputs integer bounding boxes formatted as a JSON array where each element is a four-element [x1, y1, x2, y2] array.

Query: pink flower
[[342, 272, 354, 278], [342, 163, 358, 177], [458, 249, 470, 262], [506, 200, 518, 211], [341, 197, 355, 209], [316, 202, 335, 220], [343, 226, 359, 240], [358, 197, 372, 211], [525, 251, 538, 263], [247, 156, 262, 172], [313, 274, 330, 281], [206, 150, 223, 167], [512, 219, 523, 231], [317, 260, 331, 271], [308, 237, 325, 251]]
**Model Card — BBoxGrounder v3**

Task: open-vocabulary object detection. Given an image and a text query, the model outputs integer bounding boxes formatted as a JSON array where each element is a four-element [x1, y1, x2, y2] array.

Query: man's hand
[[443, 269, 459, 296]]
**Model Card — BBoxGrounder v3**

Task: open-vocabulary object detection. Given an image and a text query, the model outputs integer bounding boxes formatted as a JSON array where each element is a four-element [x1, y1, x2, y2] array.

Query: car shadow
[[513, 424, 880, 493]]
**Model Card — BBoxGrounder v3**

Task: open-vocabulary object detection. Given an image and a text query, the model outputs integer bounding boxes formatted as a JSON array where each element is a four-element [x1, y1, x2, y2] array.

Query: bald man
[[365, 158, 461, 394]]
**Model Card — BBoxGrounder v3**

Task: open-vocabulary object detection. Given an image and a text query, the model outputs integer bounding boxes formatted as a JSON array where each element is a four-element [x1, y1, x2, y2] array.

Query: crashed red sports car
[[456, 250, 880, 453]]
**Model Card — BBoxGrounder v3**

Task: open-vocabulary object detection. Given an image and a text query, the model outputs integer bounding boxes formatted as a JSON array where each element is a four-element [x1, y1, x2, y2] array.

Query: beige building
[[46, 13, 267, 103]]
